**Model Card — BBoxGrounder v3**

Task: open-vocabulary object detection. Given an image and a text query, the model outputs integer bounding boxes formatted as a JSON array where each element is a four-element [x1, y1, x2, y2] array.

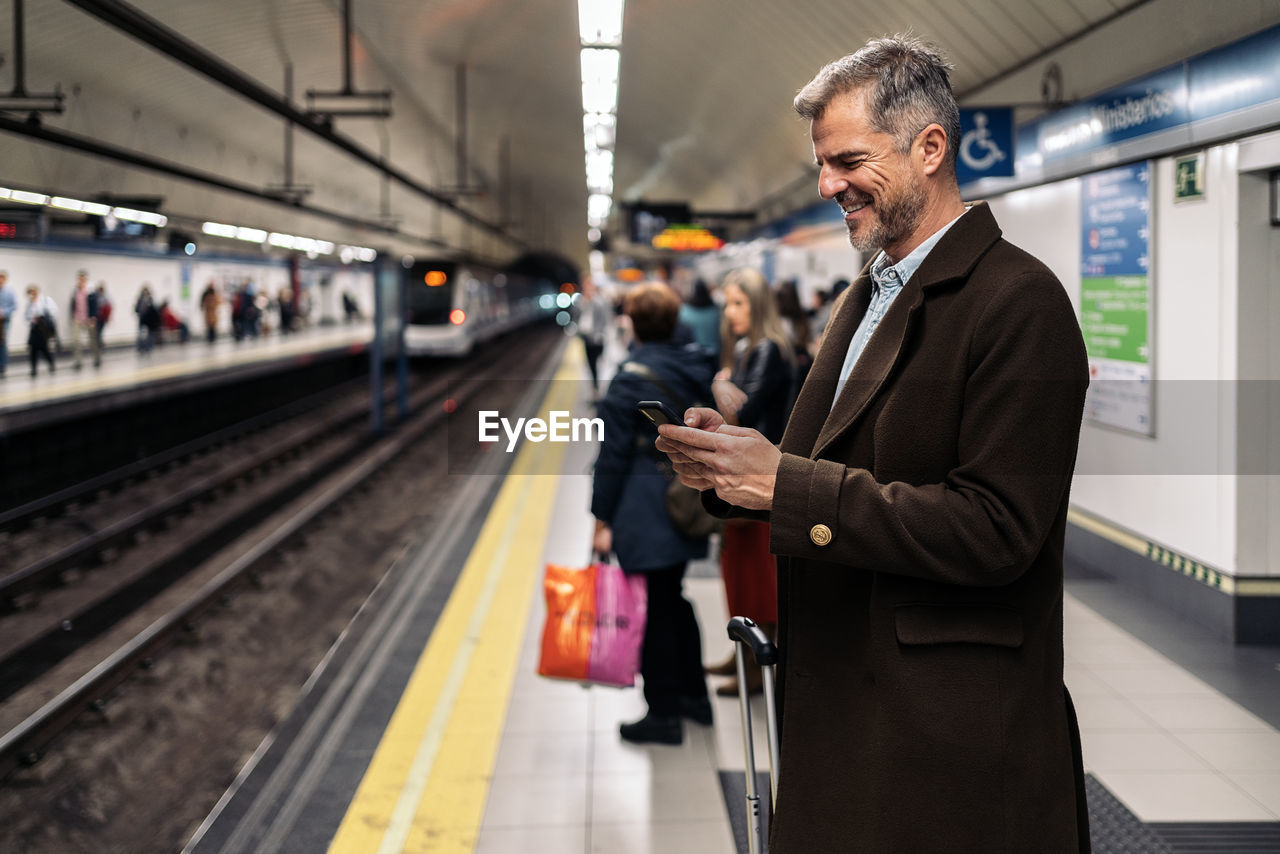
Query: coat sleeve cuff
[[769, 454, 847, 558], [701, 488, 769, 522]]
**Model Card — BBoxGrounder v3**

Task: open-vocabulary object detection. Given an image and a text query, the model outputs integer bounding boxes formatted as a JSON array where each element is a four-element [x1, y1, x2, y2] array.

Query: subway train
[[402, 254, 571, 357]]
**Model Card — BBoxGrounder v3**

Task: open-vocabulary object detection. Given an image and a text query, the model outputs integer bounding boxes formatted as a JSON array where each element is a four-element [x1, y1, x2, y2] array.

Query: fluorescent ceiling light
[[584, 112, 616, 151], [268, 232, 295, 248], [10, 190, 49, 205], [0, 187, 11, 200], [581, 48, 620, 114], [202, 221, 238, 238], [50, 196, 87, 211], [586, 149, 614, 194], [587, 193, 612, 226], [49, 196, 114, 217], [579, 0, 624, 46], [114, 207, 167, 226], [235, 226, 268, 243], [581, 80, 618, 114]]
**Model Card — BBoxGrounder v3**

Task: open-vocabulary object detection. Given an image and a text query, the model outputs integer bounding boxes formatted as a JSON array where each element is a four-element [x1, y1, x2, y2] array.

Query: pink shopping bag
[[538, 561, 646, 688]]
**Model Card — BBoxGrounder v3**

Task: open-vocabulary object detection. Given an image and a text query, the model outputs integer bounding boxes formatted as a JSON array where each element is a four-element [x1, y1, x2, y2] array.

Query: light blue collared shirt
[[834, 213, 965, 402]]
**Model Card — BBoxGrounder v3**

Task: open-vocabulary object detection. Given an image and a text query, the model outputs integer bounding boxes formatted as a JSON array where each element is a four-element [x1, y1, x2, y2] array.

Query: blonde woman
[[706, 267, 793, 695]]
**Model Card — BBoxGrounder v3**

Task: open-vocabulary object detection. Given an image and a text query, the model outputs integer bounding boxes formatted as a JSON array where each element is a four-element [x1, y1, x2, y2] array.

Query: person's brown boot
[[704, 652, 737, 676], [715, 663, 763, 696]]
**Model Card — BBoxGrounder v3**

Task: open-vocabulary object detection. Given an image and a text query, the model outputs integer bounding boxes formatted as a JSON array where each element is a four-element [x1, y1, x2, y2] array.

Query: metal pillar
[[396, 265, 408, 421], [370, 254, 385, 434]]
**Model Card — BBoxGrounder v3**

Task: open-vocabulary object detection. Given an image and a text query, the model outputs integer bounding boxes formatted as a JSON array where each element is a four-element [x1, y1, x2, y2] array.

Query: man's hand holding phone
[[654, 406, 779, 511]]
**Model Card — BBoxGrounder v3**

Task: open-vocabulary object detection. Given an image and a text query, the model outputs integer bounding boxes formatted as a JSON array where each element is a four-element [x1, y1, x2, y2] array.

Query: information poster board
[[1080, 162, 1154, 436]]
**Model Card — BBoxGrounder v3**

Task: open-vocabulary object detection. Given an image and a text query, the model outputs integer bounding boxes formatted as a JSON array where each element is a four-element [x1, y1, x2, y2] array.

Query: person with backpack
[[24, 284, 58, 376], [591, 281, 717, 746]]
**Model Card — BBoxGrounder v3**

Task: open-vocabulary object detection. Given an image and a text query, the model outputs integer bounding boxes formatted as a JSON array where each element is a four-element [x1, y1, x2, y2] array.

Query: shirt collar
[[869, 209, 966, 292]]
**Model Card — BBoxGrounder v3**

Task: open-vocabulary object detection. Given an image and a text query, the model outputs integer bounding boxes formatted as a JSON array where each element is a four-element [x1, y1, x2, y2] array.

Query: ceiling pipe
[[0, 112, 454, 250], [306, 0, 390, 118], [456, 64, 466, 191], [59, 0, 522, 246], [13, 0, 27, 97], [342, 0, 354, 95], [1, 0, 64, 113]]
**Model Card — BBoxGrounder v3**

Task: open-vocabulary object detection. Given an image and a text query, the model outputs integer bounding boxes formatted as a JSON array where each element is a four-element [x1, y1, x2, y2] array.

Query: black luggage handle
[[727, 617, 777, 666], [727, 615, 781, 853]]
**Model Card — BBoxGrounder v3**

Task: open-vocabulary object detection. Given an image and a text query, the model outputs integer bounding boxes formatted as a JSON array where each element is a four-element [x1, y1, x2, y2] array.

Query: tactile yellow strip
[[328, 349, 579, 854]]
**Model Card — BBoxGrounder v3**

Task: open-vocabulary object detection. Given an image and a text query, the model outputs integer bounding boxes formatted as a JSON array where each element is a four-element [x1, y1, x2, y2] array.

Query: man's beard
[[845, 177, 927, 256]]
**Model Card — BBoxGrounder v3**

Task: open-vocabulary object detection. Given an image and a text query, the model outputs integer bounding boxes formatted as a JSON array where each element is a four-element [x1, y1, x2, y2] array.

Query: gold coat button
[[809, 524, 832, 546]]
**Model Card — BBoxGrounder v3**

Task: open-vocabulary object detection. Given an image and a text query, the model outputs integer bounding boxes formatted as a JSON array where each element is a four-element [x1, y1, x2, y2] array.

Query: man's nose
[[818, 167, 846, 200]]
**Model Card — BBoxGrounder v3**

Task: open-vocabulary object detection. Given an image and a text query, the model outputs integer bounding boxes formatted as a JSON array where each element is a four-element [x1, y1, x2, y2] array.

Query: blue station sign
[[989, 24, 1280, 182], [956, 108, 1015, 185], [1037, 65, 1190, 162]]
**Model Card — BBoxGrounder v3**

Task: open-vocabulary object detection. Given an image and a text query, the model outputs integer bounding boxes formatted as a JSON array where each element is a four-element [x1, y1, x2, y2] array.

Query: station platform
[[0, 322, 374, 434], [181, 343, 1280, 854]]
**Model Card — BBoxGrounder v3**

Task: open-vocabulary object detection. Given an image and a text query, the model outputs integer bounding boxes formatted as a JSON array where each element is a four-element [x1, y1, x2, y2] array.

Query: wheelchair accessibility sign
[[956, 108, 1014, 185]]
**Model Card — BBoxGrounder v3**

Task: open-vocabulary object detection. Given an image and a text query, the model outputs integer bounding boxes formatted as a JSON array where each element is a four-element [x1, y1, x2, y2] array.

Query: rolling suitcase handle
[[727, 616, 780, 854]]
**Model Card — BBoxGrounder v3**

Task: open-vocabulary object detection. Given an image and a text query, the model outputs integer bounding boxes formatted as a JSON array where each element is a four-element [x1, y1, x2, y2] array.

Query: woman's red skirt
[[719, 519, 778, 623]]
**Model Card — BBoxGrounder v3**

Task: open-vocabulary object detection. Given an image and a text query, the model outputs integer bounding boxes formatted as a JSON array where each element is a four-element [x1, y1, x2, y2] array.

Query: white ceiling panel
[[0, 0, 1275, 270]]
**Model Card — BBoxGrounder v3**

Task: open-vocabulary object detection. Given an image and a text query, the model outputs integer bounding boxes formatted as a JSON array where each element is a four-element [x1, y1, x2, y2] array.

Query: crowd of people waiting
[[584, 269, 849, 744], [0, 268, 328, 378]]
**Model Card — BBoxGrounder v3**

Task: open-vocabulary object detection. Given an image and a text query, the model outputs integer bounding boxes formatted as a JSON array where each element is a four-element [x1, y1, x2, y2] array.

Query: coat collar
[[780, 202, 1004, 459]]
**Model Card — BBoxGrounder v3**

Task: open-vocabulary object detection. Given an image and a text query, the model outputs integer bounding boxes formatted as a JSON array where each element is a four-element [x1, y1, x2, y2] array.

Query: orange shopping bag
[[537, 561, 645, 687]]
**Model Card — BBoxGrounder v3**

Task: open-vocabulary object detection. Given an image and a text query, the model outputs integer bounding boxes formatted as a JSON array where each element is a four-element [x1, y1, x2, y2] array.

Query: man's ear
[[916, 123, 948, 176]]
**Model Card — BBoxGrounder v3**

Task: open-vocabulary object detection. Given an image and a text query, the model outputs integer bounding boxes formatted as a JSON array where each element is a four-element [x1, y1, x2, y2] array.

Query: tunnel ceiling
[[0, 0, 1182, 268]]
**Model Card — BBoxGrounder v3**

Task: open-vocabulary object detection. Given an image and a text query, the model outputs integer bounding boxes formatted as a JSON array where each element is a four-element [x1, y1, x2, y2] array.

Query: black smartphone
[[637, 399, 682, 427]]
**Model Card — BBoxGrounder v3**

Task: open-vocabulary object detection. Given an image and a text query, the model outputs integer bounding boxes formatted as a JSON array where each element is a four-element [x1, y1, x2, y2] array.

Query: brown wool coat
[[711, 204, 1091, 853]]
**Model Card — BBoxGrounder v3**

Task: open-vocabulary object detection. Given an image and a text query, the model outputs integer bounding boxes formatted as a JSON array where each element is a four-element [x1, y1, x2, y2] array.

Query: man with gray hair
[[657, 35, 1090, 851]]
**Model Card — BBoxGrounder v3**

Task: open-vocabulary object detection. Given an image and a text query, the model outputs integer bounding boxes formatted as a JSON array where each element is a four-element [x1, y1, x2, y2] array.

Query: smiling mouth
[[839, 198, 870, 217]]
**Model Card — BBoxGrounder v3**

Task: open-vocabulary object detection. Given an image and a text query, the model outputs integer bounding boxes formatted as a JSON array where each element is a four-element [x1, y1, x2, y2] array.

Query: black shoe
[[619, 713, 682, 745], [679, 696, 714, 726]]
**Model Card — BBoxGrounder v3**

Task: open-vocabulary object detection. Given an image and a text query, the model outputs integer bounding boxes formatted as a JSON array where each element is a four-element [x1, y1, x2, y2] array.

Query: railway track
[[0, 326, 563, 780]]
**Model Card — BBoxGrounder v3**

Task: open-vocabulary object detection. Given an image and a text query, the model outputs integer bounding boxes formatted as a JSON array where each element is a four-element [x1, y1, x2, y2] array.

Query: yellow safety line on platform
[[328, 346, 580, 854]]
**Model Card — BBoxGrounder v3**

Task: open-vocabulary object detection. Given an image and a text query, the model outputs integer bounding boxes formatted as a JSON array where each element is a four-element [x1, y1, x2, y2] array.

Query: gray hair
[[794, 35, 961, 175]]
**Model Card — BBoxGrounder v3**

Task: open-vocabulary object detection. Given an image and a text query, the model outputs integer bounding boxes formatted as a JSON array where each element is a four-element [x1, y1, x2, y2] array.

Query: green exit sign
[[1174, 152, 1205, 202]]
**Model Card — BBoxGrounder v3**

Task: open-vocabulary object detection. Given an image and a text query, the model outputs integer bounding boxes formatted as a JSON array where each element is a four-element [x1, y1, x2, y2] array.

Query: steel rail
[[0, 377, 366, 532], [0, 330, 561, 778]]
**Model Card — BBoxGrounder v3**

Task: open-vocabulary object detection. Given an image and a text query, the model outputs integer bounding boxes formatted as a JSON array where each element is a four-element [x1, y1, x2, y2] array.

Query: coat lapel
[[800, 202, 1004, 460], [778, 264, 871, 456]]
